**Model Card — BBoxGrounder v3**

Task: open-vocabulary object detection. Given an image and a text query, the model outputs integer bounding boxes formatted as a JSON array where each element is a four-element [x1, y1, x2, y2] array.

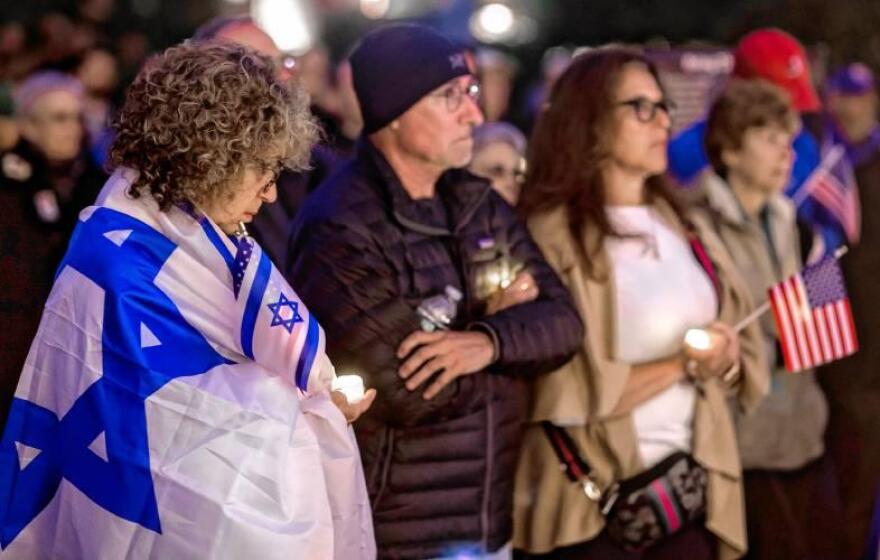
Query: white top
[[605, 206, 718, 468]]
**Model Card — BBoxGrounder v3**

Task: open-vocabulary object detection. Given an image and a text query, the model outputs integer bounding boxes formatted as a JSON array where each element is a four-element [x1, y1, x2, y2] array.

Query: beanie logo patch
[[449, 53, 467, 70]]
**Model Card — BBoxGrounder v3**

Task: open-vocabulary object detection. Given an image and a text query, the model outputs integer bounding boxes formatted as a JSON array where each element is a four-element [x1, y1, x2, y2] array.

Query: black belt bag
[[542, 421, 707, 551]]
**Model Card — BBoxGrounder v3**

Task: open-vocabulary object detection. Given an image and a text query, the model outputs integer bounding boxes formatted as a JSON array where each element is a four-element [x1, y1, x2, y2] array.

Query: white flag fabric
[[0, 168, 375, 559]]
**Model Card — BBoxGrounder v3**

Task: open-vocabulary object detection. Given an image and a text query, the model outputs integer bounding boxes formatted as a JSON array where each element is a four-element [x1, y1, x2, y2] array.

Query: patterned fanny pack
[[542, 422, 707, 551]]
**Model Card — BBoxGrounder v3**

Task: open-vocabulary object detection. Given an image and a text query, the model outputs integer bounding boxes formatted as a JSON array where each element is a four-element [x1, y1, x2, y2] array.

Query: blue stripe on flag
[[241, 252, 272, 359], [294, 314, 321, 391], [200, 218, 235, 273]]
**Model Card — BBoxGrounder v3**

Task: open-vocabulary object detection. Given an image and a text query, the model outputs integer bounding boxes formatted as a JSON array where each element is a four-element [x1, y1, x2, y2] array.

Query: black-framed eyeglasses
[[617, 97, 675, 123], [432, 80, 481, 112]]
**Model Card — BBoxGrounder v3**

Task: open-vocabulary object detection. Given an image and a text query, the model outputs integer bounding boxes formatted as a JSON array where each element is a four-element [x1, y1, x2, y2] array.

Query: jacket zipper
[[372, 427, 395, 512], [446, 232, 493, 552]]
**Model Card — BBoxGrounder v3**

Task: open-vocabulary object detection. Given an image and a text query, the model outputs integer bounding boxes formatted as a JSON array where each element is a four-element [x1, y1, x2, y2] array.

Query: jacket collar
[[355, 137, 492, 236], [700, 171, 794, 231]]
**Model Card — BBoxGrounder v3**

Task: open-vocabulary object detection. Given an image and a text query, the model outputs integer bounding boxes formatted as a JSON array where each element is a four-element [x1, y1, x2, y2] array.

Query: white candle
[[684, 328, 712, 351], [333, 374, 365, 403]]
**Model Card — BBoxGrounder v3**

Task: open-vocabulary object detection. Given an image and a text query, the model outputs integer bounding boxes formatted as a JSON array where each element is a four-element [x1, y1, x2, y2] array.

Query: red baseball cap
[[732, 28, 821, 112]]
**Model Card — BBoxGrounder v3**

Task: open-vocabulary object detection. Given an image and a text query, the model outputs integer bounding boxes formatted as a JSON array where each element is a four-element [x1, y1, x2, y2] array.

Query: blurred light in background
[[472, 3, 514, 41], [252, 0, 317, 54], [360, 0, 390, 20], [470, 2, 538, 46]]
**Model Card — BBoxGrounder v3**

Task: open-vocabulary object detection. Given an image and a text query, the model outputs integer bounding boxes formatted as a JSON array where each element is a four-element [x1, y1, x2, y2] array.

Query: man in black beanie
[[286, 23, 583, 559]]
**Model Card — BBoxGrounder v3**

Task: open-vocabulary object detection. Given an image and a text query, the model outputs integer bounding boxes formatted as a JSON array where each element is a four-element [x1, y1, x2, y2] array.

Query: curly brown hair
[[109, 41, 317, 211], [705, 79, 798, 179]]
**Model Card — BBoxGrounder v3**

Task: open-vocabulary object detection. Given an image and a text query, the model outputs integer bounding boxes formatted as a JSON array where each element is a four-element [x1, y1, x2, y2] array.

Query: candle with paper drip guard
[[333, 374, 365, 403]]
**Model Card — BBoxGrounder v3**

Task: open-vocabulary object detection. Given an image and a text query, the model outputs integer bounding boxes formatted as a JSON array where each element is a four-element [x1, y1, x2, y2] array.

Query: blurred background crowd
[[4, 1, 880, 559]]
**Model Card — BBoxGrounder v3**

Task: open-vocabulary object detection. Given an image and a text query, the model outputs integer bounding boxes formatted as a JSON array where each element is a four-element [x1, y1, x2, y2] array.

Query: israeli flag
[[0, 169, 374, 559]]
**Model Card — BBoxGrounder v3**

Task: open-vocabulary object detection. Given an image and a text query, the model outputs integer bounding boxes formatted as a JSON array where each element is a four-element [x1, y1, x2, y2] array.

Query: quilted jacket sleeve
[[475, 198, 584, 378], [287, 217, 479, 428]]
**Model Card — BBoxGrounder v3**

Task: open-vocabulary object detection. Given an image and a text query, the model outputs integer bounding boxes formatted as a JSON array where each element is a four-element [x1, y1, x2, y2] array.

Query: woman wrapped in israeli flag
[[0, 42, 376, 559]]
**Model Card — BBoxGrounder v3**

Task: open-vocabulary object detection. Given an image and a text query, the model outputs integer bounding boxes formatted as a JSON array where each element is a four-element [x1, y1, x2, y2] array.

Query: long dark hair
[[518, 48, 685, 276]]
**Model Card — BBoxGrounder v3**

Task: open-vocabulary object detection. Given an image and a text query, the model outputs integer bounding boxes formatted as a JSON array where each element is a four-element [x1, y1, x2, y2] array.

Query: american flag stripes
[[768, 255, 858, 373], [798, 144, 861, 244]]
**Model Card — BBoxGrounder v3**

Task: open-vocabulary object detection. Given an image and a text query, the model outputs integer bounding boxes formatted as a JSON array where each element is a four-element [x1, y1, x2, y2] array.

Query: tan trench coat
[[513, 200, 769, 559]]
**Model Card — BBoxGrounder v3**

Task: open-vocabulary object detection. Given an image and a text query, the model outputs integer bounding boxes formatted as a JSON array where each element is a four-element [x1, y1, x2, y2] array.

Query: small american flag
[[797, 144, 861, 244], [768, 255, 858, 372]]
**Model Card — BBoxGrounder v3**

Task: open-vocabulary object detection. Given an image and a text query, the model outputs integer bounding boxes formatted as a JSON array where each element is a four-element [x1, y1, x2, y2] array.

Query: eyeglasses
[[432, 80, 481, 112], [616, 97, 675, 123], [478, 157, 527, 184], [257, 163, 283, 194]]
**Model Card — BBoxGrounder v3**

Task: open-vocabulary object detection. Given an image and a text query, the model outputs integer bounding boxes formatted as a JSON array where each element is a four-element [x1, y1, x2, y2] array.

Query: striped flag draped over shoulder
[[0, 168, 374, 559], [768, 254, 858, 373]]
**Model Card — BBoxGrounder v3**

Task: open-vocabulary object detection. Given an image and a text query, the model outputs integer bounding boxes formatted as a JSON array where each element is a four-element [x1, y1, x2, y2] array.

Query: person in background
[[0, 82, 18, 151], [469, 121, 527, 205], [325, 59, 363, 153], [820, 62, 880, 559], [476, 48, 517, 122], [824, 63, 880, 168], [701, 79, 844, 559], [287, 23, 584, 560], [0, 71, 106, 428], [668, 28, 853, 258], [75, 45, 119, 167], [192, 15, 343, 271], [515, 49, 767, 559], [520, 46, 572, 132]]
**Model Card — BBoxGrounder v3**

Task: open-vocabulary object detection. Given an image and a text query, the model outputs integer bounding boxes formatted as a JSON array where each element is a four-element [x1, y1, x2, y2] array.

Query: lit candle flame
[[333, 374, 365, 403], [684, 328, 712, 351]]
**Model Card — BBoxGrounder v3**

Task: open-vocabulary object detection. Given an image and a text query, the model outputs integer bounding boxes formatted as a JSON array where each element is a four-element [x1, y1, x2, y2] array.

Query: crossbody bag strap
[[540, 421, 619, 512], [685, 222, 721, 303]]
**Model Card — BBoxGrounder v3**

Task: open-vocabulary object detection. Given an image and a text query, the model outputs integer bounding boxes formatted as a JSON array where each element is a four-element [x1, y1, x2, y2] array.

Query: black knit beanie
[[350, 24, 471, 134]]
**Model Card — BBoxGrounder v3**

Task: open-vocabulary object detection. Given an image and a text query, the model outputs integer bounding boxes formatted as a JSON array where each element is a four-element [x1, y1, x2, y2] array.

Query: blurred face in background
[[827, 90, 878, 142], [77, 48, 119, 97], [605, 62, 672, 179], [335, 61, 363, 131], [20, 90, 84, 162], [296, 46, 332, 101], [469, 140, 524, 205], [723, 124, 795, 194], [479, 66, 513, 122], [216, 22, 295, 82]]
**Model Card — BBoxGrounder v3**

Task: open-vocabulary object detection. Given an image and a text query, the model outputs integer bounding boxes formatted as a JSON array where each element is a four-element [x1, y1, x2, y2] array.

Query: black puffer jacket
[[287, 140, 583, 559]]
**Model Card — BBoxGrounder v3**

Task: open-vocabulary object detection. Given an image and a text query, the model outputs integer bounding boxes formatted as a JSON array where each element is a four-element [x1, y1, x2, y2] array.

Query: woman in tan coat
[[514, 49, 768, 559], [700, 79, 844, 559]]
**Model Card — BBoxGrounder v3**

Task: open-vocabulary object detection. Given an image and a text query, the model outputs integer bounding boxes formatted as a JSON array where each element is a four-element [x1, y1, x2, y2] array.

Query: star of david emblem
[[266, 293, 304, 333]]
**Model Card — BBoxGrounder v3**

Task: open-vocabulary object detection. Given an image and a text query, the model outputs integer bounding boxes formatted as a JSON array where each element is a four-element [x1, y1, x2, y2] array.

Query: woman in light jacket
[[513, 49, 768, 559], [700, 79, 844, 559]]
